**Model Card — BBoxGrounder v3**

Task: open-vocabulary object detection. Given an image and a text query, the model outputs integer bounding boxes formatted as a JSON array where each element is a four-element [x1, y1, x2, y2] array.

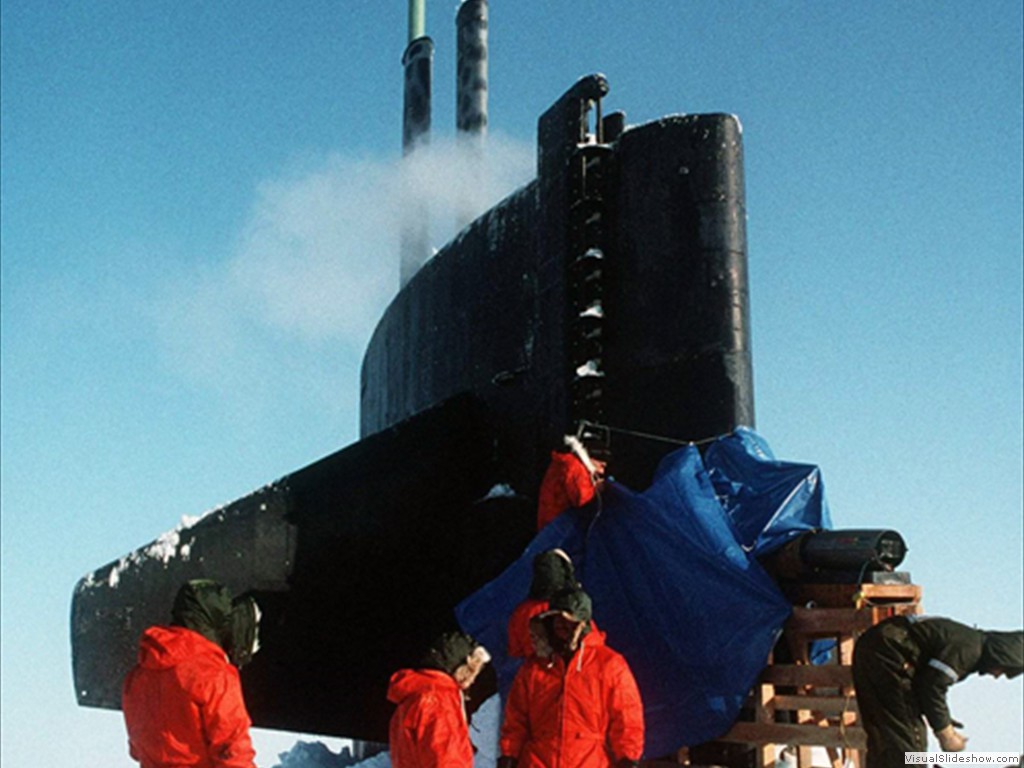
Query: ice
[[481, 483, 518, 500]]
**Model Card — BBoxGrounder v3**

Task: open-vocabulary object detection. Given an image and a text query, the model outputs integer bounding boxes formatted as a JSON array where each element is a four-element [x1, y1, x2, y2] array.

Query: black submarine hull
[[71, 75, 755, 742]]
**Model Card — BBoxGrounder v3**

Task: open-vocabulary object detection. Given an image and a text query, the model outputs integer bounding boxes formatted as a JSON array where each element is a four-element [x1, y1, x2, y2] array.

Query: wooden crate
[[704, 581, 922, 768]]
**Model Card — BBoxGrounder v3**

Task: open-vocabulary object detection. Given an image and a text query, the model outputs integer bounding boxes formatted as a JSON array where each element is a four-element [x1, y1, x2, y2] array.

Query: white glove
[[936, 724, 968, 752]]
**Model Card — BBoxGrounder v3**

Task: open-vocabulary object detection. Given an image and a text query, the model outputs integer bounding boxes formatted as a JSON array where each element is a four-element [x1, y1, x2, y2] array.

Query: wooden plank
[[755, 683, 775, 724], [719, 721, 867, 750], [716, 582, 918, 764], [838, 636, 855, 666], [782, 582, 922, 609], [773, 694, 859, 715], [761, 664, 854, 687], [782, 583, 860, 607], [787, 608, 875, 635], [860, 583, 922, 602]]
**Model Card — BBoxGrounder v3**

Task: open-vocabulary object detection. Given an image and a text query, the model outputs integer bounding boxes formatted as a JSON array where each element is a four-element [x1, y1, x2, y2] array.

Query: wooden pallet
[[700, 581, 923, 768]]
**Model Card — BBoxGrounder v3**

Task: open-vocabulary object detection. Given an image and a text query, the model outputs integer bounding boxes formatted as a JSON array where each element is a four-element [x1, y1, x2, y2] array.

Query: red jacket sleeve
[[537, 452, 597, 530], [606, 655, 645, 762], [562, 455, 596, 508], [499, 664, 532, 758], [196, 665, 257, 768]]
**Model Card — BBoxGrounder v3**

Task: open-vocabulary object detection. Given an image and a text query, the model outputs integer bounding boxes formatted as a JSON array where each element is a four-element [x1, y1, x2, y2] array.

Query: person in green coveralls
[[852, 614, 1023, 768]]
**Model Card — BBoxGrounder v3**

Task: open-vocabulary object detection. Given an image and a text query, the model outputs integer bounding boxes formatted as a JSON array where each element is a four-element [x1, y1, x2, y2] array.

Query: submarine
[[70, 0, 756, 743]]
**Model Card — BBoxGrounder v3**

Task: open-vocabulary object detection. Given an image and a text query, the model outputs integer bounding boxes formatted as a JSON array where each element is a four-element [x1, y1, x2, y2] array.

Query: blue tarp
[[705, 428, 831, 557], [455, 428, 833, 757]]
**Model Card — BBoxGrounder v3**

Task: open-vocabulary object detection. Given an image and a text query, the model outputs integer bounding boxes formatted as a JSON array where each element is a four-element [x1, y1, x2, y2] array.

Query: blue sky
[[2, 1, 1022, 765]]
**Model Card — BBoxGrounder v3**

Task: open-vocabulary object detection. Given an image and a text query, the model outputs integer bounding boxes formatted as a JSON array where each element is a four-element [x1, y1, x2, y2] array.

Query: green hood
[[170, 579, 234, 652], [979, 630, 1024, 678], [171, 579, 260, 667], [548, 586, 593, 623], [528, 549, 578, 600], [420, 631, 478, 675]]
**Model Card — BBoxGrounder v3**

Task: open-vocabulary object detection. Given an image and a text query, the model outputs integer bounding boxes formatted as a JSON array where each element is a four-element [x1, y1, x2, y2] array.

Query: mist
[[154, 133, 534, 423]]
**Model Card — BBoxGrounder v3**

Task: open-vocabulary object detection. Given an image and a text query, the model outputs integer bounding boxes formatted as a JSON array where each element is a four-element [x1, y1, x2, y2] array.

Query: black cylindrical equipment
[[455, 0, 489, 232], [402, 37, 433, 156], [401, 35, 434, 286], [764, 529, 908, 581], [800, 529, 907, 571], [456, 0, 488, 138], [602, 110, 626, 143]]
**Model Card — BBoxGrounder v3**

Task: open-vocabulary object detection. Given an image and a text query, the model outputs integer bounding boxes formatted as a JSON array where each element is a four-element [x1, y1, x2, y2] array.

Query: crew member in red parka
[[388, 631, 491, 768], [507, 548, 579, 659], [499, 587, 644, 768], [536, 436, 607, 530], [122, 579, 260, 768]]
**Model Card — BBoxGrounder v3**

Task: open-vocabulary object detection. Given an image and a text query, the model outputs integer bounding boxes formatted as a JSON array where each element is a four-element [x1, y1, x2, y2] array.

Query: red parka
[[500, 629, 644, 768], [387, 668, 474, 768], [122, 625, 256, 768], [507, 598, 549, 659], [536, 451, 597, 530]]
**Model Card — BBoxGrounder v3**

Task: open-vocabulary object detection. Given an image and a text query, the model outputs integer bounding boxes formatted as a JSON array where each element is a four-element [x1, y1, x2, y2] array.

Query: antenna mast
[[400, 0, 433, 286]]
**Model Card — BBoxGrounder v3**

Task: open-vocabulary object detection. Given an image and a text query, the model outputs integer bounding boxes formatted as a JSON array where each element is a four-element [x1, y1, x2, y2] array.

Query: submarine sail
[[70, 3, 754, 743]]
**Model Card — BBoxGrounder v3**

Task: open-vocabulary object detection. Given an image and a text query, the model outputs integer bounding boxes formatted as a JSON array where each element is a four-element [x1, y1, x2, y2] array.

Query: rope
[[577, 485, 604, 587], [572, 419, 726, 580], [576, 419, 728, 448]]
